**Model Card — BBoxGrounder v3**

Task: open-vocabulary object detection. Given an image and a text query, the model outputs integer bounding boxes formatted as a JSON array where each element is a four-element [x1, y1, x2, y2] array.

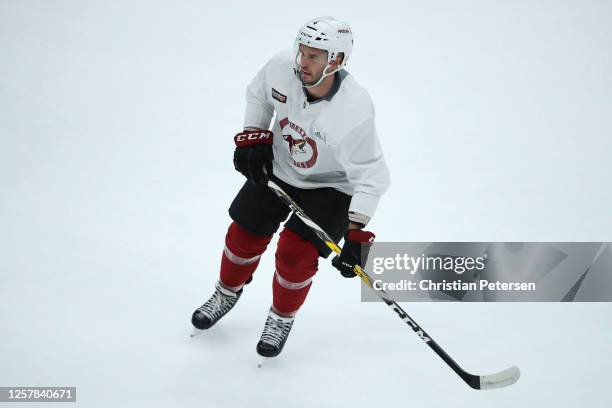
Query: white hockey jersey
[[243, 52, 390, 224]]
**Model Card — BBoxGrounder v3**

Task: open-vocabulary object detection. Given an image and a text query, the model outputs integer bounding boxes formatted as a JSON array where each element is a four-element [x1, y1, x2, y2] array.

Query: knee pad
[[272, 228, 319, 315], [275, 228, 319, 282], [220, 222, 272, 289]]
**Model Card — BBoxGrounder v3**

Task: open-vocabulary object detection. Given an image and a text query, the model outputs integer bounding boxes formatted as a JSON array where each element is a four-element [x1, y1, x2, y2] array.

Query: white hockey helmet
[[294, 17, 353, 87]]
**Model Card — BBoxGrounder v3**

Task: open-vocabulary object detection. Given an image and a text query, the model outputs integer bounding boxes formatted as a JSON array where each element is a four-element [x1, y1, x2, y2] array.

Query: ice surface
[[1, 1, 611, 407]]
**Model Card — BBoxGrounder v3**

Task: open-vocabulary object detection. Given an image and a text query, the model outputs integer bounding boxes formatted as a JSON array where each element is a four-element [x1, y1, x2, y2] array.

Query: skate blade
[[257, 357, 270, 368], [190, 328, 203, 338]]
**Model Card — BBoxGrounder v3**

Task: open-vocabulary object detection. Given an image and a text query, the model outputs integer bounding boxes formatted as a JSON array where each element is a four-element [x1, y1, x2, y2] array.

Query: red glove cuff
[[347, 230, 375, 244], [234, 130, 273, 147]]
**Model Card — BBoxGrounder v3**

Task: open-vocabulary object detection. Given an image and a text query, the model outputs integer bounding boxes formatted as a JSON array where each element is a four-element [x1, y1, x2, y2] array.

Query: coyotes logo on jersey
[[280, 117, 318, 169]]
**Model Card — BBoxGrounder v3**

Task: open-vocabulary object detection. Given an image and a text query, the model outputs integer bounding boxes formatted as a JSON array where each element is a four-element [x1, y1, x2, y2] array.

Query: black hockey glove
[[332, 230, 376, 278], [233, 129, 274, 186]]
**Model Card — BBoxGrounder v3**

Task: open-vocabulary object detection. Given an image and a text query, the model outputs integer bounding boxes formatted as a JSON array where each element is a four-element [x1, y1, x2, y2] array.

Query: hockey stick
[[267, 180, 520, 390]]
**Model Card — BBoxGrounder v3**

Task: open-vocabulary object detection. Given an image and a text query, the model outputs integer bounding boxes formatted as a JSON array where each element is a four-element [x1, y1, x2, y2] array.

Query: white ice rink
[[1, 1, 611, 407]]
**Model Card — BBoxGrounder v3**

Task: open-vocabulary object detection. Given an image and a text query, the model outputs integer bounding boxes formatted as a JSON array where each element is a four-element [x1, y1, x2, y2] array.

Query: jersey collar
[[302, 69, 349, 103]]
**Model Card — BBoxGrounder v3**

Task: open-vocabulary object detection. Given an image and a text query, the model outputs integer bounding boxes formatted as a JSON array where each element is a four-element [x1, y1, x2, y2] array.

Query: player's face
[[297, 44, 328, 85]]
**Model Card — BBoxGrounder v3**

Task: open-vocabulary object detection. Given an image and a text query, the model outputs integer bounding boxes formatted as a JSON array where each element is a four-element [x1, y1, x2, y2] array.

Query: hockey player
[[191, 16, 390, 358]]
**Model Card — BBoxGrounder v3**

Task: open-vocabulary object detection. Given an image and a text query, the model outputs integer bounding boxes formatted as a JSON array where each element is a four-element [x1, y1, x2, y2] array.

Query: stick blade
[[479, 366, 521, 390]]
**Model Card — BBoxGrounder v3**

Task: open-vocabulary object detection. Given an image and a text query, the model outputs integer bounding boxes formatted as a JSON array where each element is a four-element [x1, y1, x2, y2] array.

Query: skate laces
[[261, 312, 294, 347], [197, 283, 237, 319]]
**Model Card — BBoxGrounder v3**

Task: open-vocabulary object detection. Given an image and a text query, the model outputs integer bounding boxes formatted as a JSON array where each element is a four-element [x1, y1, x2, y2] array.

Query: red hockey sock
[[272, 228, 319, 315], [219, 222, 272, 290]]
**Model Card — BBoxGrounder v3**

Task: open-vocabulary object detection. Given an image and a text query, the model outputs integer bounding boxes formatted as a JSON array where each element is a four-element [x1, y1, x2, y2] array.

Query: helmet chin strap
[[300, 65, 339, 89]]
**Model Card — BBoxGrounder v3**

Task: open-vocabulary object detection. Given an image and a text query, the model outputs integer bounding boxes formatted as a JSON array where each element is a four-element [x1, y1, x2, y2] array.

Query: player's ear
[[334, 52, 344, 67]]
